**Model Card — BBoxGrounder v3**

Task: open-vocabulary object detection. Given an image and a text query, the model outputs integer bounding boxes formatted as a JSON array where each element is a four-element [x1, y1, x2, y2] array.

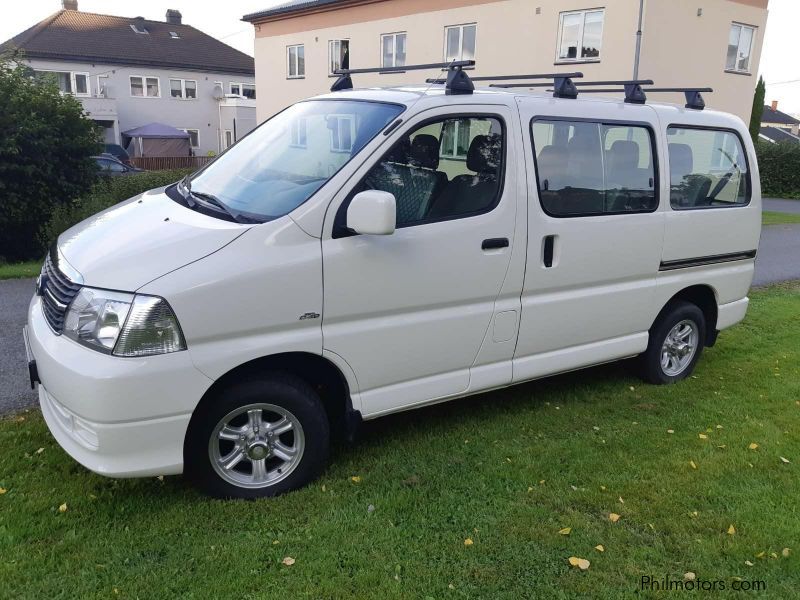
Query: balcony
[[79, 95, 118, 120]]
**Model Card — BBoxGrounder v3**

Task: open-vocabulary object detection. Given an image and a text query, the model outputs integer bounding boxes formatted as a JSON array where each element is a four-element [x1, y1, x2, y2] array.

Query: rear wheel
[[185, 373, 329, 499], [639, 301, 706, 385]]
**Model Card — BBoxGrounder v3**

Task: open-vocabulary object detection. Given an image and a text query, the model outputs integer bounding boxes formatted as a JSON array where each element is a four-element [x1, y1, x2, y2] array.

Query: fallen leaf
[[568, 556, 590, 570], [592, 426, 600, 431], [156, 475, 164, 482], [594, 545, 605, 552], [699, 434, 708, 439], [558, 527, 571, 535], [539, 480, 546, 485], [727, 524, 736, 535], [281, 556, 295, 566], [464, 538, 474, 546], [0, 488, 6, 495], [35, 447, 44, 454], [745, 560, 754, 567], [756, 551, 765, 558], [272, 540, 279, 545], [770, 552, 778, 559], [690, 511, 699, 518], [527, 486, 534, 492], [717, 445, 727, 449], [748, 443, 759, 450], [618, 496, 624, 504], [629, 386, 635, 391], [689, 460, 698, 470], [58, 503, 67, 513], [684, 572, 696, 581], [716, 425, 723, 429], [448, 584, 455, 590], [780, 456, 791, 464], [609, 513, 621, 523], [782, 548, 790, 557], [350, 476, 361, 483], [367, 504, 375, 513], [667, 429, 675, 434], [600, 485, 607, 491]]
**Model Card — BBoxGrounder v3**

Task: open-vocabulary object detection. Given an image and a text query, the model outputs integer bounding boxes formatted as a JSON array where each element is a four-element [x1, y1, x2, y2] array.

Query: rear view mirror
[[347, 190, 396, 235]]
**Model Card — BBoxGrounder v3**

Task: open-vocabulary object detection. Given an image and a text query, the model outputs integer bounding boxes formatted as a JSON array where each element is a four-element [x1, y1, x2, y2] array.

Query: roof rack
[[576, 86, 712, 109], [331, 60, 475, 94], [645, 87, 713, 110], [476, 72, 584, 99]]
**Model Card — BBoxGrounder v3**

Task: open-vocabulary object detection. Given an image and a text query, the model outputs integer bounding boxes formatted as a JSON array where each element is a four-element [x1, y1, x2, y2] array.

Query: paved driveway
[[764, 198, 800, 214], [2, 221, 799, 416]]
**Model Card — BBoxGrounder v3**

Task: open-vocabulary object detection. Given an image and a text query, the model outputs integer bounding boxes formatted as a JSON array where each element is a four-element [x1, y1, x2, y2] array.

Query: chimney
[[62, 0, 78, 10], [771, 100, 779, 111], [166, 9, 182, 25]]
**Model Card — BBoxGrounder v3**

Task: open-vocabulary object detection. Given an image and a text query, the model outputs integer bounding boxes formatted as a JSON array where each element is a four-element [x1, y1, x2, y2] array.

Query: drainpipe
[[633, 0, 644, 79]]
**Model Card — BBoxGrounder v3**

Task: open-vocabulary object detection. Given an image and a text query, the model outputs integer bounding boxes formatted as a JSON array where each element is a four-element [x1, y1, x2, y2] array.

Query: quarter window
[[532, 120, 657, 216], [169, 78, 197, 99], [329, 39, 350, 75], [381, 32, 407, 68], [667, 127, 749, 209], [444, 24, 476, 62], [726, 23, 756, 73], [557, 9, 604, 61], [287, 44, 305, 78], [352, 116, 504, 228], [130, 76, 160, 97]]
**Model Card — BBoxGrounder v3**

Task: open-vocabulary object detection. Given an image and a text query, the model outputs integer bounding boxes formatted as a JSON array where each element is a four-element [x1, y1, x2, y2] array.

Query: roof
[[759, 126, 800, 144], [2, 10, 254, 76], [122, 123, 190, 139], [761, 105, 800, 125], [243, 0, 348, 22]]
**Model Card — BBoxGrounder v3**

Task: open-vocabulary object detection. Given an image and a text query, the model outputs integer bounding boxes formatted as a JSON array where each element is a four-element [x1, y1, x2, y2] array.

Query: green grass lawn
[[0, 261, 40, 281], [1, 284, 799, 598], [762, 211, 800, 226]]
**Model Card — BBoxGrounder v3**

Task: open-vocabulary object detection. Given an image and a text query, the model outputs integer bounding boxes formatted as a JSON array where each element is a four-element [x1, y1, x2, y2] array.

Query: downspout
[[633, 0, 644, 79]]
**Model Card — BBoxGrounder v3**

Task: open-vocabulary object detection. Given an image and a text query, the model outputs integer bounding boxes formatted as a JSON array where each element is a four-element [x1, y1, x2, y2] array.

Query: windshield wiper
[[180, 177, 250, 224]]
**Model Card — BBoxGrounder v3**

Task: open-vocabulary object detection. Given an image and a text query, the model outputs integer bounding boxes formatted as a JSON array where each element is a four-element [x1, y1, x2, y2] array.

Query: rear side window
[[667, 127, 750, 209], [532, 120, 657, 217]]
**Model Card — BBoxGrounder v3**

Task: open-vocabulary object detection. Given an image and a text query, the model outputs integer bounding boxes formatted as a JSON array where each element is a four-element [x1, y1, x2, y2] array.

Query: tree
[[749, 75, 766, 143], [0, 55, 101, 261]]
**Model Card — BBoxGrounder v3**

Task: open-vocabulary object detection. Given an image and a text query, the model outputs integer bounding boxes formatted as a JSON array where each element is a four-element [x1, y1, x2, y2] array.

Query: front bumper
[[27, 294, 214, 477]]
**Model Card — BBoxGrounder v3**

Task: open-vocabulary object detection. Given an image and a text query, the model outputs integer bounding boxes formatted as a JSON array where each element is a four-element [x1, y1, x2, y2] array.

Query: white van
[[24, 64, 760, 498]]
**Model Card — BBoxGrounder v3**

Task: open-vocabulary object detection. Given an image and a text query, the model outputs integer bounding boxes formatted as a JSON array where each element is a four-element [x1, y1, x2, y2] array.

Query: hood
[[58, 187, 250, 291]]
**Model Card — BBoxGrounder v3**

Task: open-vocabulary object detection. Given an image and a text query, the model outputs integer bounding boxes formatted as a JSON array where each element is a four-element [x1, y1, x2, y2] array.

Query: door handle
[[482, 237, 509, 250], [543, 235, 555, 268]]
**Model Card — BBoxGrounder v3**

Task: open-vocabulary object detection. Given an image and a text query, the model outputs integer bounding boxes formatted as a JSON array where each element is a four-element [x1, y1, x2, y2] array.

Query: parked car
[[104, 143, 132, 166], [24, 64, 760, 499], [93, 155, 144, 176]]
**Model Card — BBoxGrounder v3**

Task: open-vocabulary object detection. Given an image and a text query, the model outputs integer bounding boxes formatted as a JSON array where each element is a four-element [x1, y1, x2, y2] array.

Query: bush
[[755, 141, 800, 199], [0, 57, 102, 261], [39, 169, 192, 249]]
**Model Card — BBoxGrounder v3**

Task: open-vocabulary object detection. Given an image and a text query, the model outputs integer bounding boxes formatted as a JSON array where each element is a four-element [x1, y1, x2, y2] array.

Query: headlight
[[63, 288, 186, 357]]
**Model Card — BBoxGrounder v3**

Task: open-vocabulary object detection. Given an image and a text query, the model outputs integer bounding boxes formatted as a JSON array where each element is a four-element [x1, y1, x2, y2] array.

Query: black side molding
[[659, 250, 757, 272]]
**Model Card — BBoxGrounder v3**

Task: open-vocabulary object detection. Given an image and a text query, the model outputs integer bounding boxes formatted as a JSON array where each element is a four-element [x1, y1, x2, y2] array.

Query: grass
[[0, 261, 40, 281], [762, 211, 800, 226], [1, 284, 799, 599]]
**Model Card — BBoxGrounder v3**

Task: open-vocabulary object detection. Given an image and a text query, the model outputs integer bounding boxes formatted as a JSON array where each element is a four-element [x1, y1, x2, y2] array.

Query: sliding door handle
[[482, 237, 509, 250], [543, 235, 555, 267]]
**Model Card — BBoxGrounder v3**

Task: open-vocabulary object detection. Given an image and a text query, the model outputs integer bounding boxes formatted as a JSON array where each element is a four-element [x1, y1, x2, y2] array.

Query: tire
[[184, 372, 330, 499], [638, 300, 706, 385]]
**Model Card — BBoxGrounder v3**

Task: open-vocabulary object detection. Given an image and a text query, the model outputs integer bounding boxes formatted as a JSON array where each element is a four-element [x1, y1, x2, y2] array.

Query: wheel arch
[[654, 284, 719, 346]]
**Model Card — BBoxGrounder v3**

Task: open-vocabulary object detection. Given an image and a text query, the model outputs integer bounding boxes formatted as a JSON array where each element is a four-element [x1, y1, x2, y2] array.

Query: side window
[[667, 127, 749, 209], [348, 116, 504, 228], [531, 119, 657, 216]]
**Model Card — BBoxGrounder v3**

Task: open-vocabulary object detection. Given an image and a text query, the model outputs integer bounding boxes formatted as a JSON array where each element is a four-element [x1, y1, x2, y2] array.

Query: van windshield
[[185, 100, 404, 222]]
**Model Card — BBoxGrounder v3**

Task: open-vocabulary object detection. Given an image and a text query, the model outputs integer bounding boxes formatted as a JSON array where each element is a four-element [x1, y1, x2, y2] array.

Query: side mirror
[[347, 190, 396, 235]]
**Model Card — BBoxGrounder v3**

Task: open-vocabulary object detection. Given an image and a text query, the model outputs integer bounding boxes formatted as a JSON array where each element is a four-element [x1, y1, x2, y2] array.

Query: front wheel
[[638, 301, 706, 385], [185, 373, 330, 499]]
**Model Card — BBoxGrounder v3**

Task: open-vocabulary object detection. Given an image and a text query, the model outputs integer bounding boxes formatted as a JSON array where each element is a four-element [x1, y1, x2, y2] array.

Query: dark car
[[94, 155, 144, 176], [103, 143, 132, 166]]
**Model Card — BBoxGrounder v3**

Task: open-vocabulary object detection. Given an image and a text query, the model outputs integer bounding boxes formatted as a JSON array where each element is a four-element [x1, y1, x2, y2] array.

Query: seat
[[605, 140, 652, 212], [409, 134, 448, 202], [427, 134, 502, 219], [668, 142, 711, 207]]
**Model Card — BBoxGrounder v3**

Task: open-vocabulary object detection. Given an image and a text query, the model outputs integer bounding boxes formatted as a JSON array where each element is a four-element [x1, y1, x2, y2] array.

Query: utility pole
[[633, 0, 644, 79]]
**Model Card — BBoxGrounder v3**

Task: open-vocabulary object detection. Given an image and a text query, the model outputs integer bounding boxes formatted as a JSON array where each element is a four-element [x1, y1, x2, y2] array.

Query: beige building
[[244, 0, 768, 123]]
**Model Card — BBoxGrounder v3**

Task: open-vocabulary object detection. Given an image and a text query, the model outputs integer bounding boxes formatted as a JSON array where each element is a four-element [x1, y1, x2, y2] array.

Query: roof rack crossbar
[[470, 71, 584, 82], [331, 60, 476, 94], [643, 87, 713, 110], [575, 79, 653, 87]]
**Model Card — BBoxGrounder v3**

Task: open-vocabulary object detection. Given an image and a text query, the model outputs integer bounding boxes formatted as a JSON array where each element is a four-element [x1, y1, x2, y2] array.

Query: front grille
[[39, 251, 81, 333]]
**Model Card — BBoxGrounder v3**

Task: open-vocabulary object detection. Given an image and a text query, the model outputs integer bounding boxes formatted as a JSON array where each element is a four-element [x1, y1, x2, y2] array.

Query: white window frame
[[129, 75, 161, 98], [329, 115, 355, 153], [726, 22, 756, 73], [169, 78, 197, 100], [556, 8, 605, 63], [329, 39, 350, 76], [34, 70, 90, 97], [228, 82, 255, 99], [181, 128, 200, 148], [440, 120, 471, 159], [287, 44, 305, 79], [290, 118, 308, 148], [130, 23, 149, 35], [224, 129, 234, 149], [443, 23, 477, 62], [96, 74, 109, 97], [381, 32, 407, 69]]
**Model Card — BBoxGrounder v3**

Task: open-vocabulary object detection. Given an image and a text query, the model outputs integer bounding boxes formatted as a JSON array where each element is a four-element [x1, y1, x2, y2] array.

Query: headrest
[[608, 140, 640, 169], [410, 134, 440, 169], [387, 138, 411, 164], [467, 134, 502, 174], [537, 144, 567, 168], [668, 143, 694, 177]]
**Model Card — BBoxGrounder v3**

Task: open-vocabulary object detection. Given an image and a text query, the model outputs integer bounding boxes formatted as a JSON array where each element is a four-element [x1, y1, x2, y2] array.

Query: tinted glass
[[667, 127, 749, 209], [532, 120, 657, 216]]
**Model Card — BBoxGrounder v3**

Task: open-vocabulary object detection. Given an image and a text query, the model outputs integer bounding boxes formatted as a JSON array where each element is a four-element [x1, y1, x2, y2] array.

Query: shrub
[[39, 169, 192, 249], [755, 141, 800, 199], [0, 57, 102, 261]]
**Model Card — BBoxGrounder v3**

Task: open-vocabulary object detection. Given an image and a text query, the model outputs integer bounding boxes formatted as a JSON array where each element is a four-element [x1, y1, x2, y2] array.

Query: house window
[[440, 119, 472, 158], [329, 39, 350, 75], [381, 32, 407, 68], [169, 31, 180, 39], [96, 75, 109, 97], [170, 78, 197, 99], [34, 70, 90, 96], [228, 82, 256, 99], [229, 83, 240, 95], [130, 23, 149, 34], [726, 23, 756, 73], [224, 130, 233, 149], [130, 76, 160, 97], [181, 128, 200, 148], [287, 44, 305, 79], [290, 118, 307, 147], [444, 24, 476, 62], [330, 115, 355, 152], [557, 9, 604, 61]]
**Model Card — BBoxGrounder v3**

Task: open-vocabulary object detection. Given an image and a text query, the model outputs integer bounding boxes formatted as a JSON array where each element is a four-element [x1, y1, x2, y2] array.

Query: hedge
[[39, 169, 192, 251], [755, 141, 800, 199]]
